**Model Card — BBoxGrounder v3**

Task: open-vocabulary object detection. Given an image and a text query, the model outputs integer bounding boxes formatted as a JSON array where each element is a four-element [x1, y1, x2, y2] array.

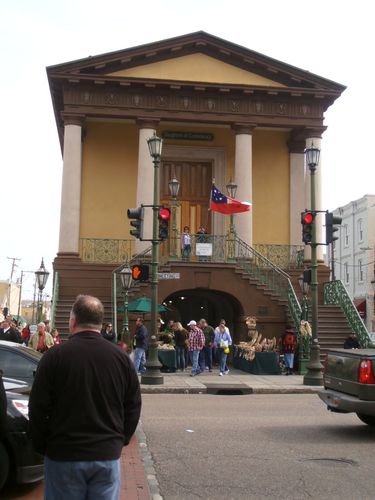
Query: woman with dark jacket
[[172, 322, 188, 371]]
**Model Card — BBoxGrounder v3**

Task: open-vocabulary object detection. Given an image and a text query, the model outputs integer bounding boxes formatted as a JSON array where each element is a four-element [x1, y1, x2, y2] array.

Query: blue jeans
[[218, 348, 228, 374], [134, 347, 146, 373], [175, 346, 185, 370], [199, 345, 213, 370], [284, 352, 294, 369], [44, 456, 120, 500], [190, 350, 201, 375]]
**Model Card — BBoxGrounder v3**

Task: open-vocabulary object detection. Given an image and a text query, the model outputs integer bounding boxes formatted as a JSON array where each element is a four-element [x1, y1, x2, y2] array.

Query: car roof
[[0, 341, 42, 360]]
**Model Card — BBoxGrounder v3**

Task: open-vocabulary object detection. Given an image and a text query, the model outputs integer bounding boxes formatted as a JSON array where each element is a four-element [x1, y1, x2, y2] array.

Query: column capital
[[136, 118, 160, 130], [231, 123, 256, 135], [61, 113, 85, 127]]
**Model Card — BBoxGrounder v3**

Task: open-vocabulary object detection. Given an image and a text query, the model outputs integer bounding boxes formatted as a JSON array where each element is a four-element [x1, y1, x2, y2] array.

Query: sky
[[1, 0, 374, 299]]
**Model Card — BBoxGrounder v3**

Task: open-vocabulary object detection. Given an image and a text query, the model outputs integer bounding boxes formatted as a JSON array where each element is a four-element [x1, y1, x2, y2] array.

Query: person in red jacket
[[281, 328, 298, 375]]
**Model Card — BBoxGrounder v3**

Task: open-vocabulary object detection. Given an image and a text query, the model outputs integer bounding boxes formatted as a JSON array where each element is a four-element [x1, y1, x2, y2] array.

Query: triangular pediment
[[107, 53, 285, 88], [48, 31, 345, 93]]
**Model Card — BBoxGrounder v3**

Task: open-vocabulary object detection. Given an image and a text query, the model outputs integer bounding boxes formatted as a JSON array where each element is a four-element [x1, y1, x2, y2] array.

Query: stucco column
[[305, 134, 324, 262], [136, 120, 159, 252], [288, 136, 306, 246], [58, 115, 84, 254], [233, 124, 254, 246]]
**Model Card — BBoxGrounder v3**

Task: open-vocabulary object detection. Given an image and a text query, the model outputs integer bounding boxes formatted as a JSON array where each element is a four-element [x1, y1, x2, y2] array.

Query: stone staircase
[[315, 304, 352, 356]]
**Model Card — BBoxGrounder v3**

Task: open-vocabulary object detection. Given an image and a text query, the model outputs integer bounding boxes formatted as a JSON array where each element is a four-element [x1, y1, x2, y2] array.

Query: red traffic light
[[158, 207, 171, 220], [302, 212, 314, 224]]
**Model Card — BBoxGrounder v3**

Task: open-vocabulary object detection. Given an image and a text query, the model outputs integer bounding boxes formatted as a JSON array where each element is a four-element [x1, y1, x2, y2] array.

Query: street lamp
[[303, 143, 323, 386], [226, 179, 238, 259], [142, 133, 164, 385], [35, 259, 49, 323], [168, 176, 180, 259], [119, 265, 132, 350]]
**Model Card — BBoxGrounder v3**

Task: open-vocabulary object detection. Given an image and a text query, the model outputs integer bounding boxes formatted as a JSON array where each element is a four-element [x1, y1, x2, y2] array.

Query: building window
[[344, 262, 349, 284], [344, 225, 349, 247], [359, 260, 364, 282], [358, 219, 363, 243]]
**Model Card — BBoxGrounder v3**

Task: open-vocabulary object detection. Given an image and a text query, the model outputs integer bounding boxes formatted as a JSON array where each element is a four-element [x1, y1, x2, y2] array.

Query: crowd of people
[[0, 317, 61, 352], [158, 318, 233, 377]]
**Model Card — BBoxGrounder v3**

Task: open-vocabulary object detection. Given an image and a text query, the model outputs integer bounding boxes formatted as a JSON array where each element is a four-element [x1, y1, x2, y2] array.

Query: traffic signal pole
[[141, 137, 163, 385], [303, 155, 323, 386]]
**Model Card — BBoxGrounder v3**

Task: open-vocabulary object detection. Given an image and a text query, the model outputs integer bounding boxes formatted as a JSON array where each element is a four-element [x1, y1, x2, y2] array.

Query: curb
[[140, 385, 322, 395]]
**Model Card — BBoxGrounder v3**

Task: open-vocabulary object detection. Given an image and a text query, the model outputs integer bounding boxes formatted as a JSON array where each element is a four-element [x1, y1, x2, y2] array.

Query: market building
[[48, 31, 347, 345]]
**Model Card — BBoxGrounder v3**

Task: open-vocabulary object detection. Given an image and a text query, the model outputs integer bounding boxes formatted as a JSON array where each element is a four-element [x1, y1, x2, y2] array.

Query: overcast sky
[[1, 0, 374, 298]]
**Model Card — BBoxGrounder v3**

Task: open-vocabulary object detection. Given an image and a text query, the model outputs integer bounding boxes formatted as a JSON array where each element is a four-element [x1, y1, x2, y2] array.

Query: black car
[[0, 341, 42, 385], [0, 377, 44, 489]]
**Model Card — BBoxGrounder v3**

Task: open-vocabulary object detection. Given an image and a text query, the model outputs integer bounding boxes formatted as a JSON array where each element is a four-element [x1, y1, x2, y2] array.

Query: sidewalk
[[140, 368, 323, 394]]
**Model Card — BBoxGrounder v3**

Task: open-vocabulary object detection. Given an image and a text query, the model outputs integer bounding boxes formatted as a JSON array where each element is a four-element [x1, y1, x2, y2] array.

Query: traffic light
[[127, 206, 144, 240], [158, 207, 171, 240], [325, 211, 342, 244], [301, 211, 315, 244], [131, 264, 149, 282]]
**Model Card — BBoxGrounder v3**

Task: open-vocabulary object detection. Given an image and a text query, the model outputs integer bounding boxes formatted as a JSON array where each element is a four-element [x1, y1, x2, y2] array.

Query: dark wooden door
[[161, 160, 212, 234]]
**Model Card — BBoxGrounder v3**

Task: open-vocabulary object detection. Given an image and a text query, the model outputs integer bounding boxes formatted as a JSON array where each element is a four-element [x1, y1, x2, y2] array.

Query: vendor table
[[233, 350, 280, 375], [158, 349, 177, 372]]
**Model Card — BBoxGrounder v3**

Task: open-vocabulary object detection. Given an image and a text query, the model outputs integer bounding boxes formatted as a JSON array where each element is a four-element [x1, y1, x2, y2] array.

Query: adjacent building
[[333, 195, 375, 332]]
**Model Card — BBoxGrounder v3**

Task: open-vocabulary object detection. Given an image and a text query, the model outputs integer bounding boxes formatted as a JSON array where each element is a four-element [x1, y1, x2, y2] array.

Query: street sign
[[158, 272, 180, 280]]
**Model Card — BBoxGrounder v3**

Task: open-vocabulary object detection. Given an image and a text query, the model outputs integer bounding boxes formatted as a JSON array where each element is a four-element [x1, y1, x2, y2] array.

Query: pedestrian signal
[[158, 207, 171, 241], [325, 211, 342, 244], [131, 264, 149, 282], [301, 211, 315, 245]]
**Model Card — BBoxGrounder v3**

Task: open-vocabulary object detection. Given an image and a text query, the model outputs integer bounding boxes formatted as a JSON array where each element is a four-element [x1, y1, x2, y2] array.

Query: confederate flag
[[210, 184, 251, 215]]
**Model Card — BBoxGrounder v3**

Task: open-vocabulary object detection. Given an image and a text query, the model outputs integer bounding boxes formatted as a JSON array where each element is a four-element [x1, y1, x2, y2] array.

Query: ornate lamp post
[[226, 179, 238, 259], [35, 259, 49, 323], [303, 144, 323, 386], [168, 176, 180, 259], [142, 133, 163, 385], [119, 265, 132, 349]]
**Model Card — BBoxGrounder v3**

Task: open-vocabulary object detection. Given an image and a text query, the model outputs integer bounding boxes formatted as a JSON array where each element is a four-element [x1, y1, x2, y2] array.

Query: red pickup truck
[[318, 348, 375, 426]]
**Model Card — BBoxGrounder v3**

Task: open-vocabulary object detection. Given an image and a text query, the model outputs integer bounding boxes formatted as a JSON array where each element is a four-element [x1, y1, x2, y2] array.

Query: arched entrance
[[161, 288, 244, 343]]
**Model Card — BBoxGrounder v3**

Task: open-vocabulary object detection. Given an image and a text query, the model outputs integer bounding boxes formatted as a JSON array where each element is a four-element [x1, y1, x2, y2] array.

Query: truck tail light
[[358, 360, 375, 384]]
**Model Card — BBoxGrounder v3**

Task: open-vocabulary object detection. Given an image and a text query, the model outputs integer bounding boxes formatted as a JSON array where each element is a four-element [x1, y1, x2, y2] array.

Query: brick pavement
[[120, 434, 150, 500], [3, 435, 150, 500]]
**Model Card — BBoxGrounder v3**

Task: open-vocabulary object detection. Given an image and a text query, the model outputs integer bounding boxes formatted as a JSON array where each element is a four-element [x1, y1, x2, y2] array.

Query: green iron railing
[[50, 271, 59, 330], [233, 237, 302, 331], [324, 280, 373, 348], [80, 238, 135, 264], [81, 236, 303, 269], [253, 244, 305, 270]]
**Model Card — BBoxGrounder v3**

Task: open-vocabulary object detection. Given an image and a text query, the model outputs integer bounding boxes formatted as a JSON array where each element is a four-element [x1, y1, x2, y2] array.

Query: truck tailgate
[[324, 349, 375, 400]]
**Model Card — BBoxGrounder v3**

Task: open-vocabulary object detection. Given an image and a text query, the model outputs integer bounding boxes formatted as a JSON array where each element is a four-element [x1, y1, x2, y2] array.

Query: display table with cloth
[[233, 349, 280, 375], [158, 349, 177, 372]]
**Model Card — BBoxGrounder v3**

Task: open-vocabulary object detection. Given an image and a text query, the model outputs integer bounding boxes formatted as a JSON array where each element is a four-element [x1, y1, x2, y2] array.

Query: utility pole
[[6, 256, 21, 313]]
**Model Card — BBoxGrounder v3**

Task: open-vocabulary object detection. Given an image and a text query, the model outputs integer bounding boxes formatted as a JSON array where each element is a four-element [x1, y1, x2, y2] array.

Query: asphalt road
[[141, 393, 375, 500]]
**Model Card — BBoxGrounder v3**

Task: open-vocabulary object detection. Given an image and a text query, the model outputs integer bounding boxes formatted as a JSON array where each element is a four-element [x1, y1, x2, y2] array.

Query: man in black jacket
[[29, 295, 141, 500], [0, 319, 22, 343]]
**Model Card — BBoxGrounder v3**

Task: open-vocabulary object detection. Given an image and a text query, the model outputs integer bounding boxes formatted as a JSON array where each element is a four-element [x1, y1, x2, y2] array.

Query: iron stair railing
[[233, 236, 302, 330], [324, 280, 373, 348]]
